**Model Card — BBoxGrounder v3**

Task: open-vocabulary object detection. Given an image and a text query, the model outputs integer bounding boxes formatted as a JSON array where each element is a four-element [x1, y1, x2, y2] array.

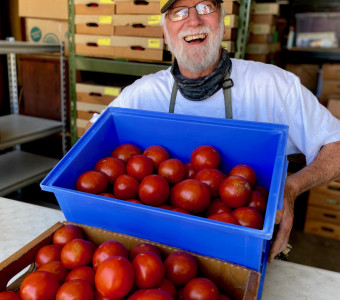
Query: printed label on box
[[224, 16, 231, 26], [100, 0, 114, 3], [30, 27, 42, 42], [148, 15, 161, 25], [148, 39, 161, 48], [99, 16, 113, 24], [98, 37, 111, 46], [104, 87, 121, 96]]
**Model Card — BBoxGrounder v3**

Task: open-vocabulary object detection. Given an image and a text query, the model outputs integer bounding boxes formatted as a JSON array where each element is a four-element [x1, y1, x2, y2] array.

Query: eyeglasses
[[166, 0, 219, 22]]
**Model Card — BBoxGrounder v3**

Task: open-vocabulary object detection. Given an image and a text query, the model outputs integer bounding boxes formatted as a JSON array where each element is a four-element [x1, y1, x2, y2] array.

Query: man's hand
[[268, 182, 296, 262]]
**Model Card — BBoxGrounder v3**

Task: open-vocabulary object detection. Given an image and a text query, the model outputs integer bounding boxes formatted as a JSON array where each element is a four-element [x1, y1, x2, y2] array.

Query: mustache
[[178, 26, 212, 39]]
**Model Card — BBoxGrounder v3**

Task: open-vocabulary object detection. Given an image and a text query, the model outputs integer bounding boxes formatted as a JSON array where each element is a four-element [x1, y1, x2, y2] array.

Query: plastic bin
[[41, 107, 288, 298]]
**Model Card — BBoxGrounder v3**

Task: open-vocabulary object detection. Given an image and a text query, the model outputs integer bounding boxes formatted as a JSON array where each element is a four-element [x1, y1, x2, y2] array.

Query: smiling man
[[86, 0, 340, 262]]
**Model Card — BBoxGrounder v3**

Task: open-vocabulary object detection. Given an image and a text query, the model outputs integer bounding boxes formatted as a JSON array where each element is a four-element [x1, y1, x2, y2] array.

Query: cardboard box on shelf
[[321, 80, 340, 95], [307, 182, 340, 211], [246, 53, 273, 63], [115, 0, 160, 15], [0, 222, 260, 299], [75, 34, 115, 58], [322, 64, 340, 81], [285, 64, 319, 94], [248, 34, 273, 44], [252, 3, 280, 15], [25, 18, 69, 51], [247, 43, 280, 55], [222, 1, 240, 15], [224, 15, 238, 28], [305, 205, 340, 226], [76, 82, 121, 103], [113, 14, 163, 38], [223, 27, 238, 41], [75, 15, 115, 36], [74, 0, 115, 15], [304, 219, 340, 241], [250, 14, 277, 25], [327, 99, 340, 119], [18, 0, 68, 20], [221, 41, 235, 53], [249, 23, 276, 35]]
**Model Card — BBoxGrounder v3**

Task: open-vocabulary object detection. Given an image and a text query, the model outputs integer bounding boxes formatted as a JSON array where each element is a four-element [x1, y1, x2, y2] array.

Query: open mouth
[[184, 33, 208, 43]]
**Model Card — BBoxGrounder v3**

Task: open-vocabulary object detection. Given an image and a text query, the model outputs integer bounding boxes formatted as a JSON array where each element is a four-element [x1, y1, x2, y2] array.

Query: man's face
[[162, 0, 225, 76]]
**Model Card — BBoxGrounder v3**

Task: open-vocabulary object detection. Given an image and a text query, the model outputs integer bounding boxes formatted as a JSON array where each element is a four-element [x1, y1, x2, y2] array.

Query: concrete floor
[[5, 183, 340, 273]]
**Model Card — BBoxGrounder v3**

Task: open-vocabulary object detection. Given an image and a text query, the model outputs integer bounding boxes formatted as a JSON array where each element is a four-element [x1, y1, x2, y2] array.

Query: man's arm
[[268, 140, 340, 262]]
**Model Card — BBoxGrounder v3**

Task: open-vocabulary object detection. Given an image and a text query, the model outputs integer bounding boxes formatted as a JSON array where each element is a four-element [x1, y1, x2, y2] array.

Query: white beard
[[163, 16, 225, 74]]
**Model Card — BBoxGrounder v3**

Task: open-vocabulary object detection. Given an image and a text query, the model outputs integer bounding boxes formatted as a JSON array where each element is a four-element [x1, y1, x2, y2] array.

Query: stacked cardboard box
[[113, 0, 168, 62], [76, 83, 122, 137], [18, 0, 69, 52], [304, 180, 340, 241], [319, 64, 340, 107], [221, 0, 239, 56], [246, 2, 281, 63]]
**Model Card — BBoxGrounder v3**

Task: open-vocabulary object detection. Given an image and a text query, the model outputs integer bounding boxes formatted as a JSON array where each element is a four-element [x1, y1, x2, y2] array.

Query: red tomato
[[164, 251, 198, 287], [219, 175, 251, 208], [0, 291, 21, 300], [95, 256, 134, 299], [65, 266, 95, 286], [94, 157, 126, 184], [183, 277, 219, 300], [60, 239, 95, 269], [158, 159, 186, 184], [20, 271, 60, 300], [229, 164, 257, 188], [194, 168, 225, 198], [158, 278, 177, 299], [206, 198, 232, 217], [232, 207, 264, 229], [170, 179, 211, 214], [92, 240, 129, 271], [95, 290, 123, 300], [255, 185, 269, 199], [190, 145, 221, 171], [99, 192, 115, 198], [184, 162, 196, 179], [132, 252, 165, 289], [76, 170, 108, 194], [218, 295, 232, 300], [53, 224, 83, 247], [35, 244, 62, 268], [143, 145, 170, 170], [56, 279, 94, 300], [129, 243, 162, 261], [127, 289, 173, 300], [172, 207, 191, 214], [207, 212, 239, 225], [248, 190, 267, 214], [37, 261, 68, 283], [111, 143, 142, 164], [114, 174, 139, 200], [138, 175, 170, 206], [126, 155, 154, 181], [127, 199, 143, 204]]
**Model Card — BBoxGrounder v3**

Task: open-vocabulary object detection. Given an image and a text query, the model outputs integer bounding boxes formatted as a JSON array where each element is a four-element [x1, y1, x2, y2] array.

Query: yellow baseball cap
[[160, 0, 177, 13]]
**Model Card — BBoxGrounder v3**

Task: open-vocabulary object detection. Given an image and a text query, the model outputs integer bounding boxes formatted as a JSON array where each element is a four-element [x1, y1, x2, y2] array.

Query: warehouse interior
[[1, 0, 340, 280]]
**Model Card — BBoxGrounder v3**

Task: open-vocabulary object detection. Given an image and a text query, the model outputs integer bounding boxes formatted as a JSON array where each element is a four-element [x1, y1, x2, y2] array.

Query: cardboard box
[[222, 1, 240, 15], [327, 99, 340, 119], [285, 64, 319, 94], [249, 23, 276, 35], [113, 14, 163, 37], [304, 220, 340, 241], [246, 53, 273, 63], [115, 0, 160, 15], [248, 34, 273, 44], [305, 205, 340, 225], [75, 15, 115, 35], [252, 3, 280, 15], [221, 41, 235, 53], [322, 79, 340, 95], [307, 182, 340, 210], [75, 34, 115, 58], [246, 43, 280, 55], [322, 64, 340, 81], [0, 222, 260, 299], [76, 82, 121, 103], [250, 14, 277, 25], [74, 0, 115, 15], [224, 15, 238, 28], [223, 27, 238, 41], [25, 18, 69, 51], [19, 0, 68, 20]]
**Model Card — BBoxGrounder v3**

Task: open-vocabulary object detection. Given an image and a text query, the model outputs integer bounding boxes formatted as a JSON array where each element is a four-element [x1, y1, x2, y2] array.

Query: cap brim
[[161, 0, 177, 13]]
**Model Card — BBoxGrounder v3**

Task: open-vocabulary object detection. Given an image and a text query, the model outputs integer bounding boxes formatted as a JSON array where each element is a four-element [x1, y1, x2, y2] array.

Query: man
[[86, 0, 340, 262]]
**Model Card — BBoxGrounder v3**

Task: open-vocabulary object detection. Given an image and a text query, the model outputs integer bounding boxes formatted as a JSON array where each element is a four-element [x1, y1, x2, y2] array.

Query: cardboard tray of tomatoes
[[41, 108, 288, 285], [0, 221, 260, 299]]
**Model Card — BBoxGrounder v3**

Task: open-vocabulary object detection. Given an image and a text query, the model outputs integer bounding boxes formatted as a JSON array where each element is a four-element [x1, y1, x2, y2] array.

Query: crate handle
[[89, 92, 102, 97], [133, 24, 146, 28], [86, 22, 99, 28], [325, 198, 339, 205], [86, 3, 99, 7], [321, 226, 334, 233], [323, 213, 336, 219]]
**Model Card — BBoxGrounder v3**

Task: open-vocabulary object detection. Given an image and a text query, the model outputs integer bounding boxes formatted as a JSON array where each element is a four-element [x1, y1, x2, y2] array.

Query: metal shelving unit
[[0, 38, 67, 196], [67, 0, 252, 145]]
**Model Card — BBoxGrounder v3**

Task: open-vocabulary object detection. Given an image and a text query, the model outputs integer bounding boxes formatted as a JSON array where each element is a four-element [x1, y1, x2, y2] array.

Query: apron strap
[[169, 72, 234, 119]]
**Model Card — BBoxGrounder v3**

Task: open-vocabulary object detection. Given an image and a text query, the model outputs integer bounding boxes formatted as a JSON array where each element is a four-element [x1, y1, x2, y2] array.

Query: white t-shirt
[[90, 58, 340, 165]]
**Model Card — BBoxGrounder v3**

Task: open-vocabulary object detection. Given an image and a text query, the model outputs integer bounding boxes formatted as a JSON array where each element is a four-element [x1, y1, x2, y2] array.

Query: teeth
[[184, 34, 207, 42]]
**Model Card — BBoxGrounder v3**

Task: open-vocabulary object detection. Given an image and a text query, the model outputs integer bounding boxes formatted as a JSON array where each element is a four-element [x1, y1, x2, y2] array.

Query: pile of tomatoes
[[0, 224, 234, 300], [75, 143, 268, 230]]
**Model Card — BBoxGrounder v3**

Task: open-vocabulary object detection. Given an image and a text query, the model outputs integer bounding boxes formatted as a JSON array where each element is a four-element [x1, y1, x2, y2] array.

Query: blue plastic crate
[[41, 107, 288, 298]]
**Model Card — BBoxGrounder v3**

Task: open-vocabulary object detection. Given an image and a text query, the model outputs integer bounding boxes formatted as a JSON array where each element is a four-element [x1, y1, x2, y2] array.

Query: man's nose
[[186, 7, 203, 25]]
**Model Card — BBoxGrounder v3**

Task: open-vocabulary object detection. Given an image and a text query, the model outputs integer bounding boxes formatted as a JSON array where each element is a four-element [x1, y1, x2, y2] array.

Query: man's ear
[[162, 26, 168, 45]]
